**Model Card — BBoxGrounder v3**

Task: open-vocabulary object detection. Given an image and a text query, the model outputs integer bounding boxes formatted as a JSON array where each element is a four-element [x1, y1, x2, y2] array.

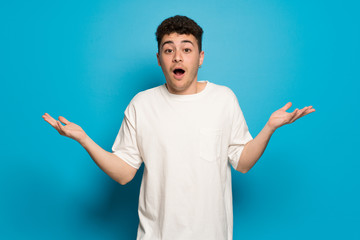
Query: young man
[[43, 15, 315, 240]]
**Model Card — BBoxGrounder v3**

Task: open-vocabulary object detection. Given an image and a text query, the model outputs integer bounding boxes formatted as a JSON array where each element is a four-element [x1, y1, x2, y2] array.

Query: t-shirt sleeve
[[111, 102, 143, 169], [228, 93, 253, 170]]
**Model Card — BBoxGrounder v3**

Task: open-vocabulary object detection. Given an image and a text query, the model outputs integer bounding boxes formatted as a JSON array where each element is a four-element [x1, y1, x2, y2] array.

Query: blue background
[[1, 0, 359, 239]]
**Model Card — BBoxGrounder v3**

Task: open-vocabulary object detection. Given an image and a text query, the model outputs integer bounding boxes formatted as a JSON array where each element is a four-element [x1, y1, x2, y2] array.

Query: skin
[[236, 102, 315, 173], [42, 32, 316, 184], [156, 32, 205, 95], [154, 33, 316, 173], [42, 113, 137, 185]]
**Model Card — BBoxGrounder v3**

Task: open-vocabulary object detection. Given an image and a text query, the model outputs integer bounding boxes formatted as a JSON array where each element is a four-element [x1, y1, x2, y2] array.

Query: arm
[[79, 135, 138, 185], [42, 113, 137, 185], [236, 123, 274, 173], [236, 102, 316, 173]]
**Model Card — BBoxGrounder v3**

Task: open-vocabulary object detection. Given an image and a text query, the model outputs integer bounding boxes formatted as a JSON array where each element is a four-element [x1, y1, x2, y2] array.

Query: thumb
[[280, 102, 292, 111], [58, 116, 70, 125]]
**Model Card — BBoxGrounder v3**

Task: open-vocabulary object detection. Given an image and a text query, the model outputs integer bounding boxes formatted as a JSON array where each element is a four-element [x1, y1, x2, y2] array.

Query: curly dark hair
[[155, 15, 203, 53]]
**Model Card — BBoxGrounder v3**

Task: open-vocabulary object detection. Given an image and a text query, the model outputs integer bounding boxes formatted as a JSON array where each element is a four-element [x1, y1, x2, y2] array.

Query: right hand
[[42, 113, 88, 144]]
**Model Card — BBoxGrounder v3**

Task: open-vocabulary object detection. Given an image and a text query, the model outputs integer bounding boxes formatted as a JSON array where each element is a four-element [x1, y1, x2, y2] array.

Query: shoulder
[[129, 85, 163, 106], [208, 82, 237, 100], [123, 85, 162, 117]]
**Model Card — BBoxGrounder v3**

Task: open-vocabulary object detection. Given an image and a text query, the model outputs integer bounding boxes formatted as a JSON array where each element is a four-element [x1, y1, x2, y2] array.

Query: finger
[[292, 107, 315, 123], [289, 109, 300, 123], [288, 110, 299, 123], [288, 106, 316, 123], [297, 108, 308, 118], [57, 121, 65, 135], [302, 106, 315, 112], [281, 102, 292, 111], [43, 113, 56, 123], [300, 107, 316, 117], [305, 106, 315, 112], [59, 116, 70, 125], [308, 108, 316, 113], [42, 113, 59, 128]]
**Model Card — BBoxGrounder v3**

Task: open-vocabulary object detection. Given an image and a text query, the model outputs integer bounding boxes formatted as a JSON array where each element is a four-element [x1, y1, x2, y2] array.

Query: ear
[[199, 50, 205, 66], [156, 52, 161, 66]]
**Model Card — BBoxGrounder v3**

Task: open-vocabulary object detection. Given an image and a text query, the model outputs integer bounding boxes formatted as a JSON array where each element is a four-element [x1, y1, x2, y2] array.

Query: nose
[[172, 50, 183, 63]]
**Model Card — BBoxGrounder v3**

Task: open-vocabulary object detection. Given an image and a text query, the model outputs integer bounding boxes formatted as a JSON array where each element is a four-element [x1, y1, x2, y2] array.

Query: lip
[[173, 71, 185, 80], [172, 67, 186, 80]]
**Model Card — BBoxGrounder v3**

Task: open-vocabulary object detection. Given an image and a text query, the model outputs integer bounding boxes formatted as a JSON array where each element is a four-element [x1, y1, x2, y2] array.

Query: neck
[[165, 81, 207, 95], [165, 80, 199, 95]]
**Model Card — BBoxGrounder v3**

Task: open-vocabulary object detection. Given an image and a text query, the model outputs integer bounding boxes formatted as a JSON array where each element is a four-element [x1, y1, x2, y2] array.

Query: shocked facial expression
[[157, 33, 204, 95]]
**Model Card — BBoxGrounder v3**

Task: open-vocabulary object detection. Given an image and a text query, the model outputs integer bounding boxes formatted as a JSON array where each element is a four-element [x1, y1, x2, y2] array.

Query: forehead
[[160, 33, 198, 48]]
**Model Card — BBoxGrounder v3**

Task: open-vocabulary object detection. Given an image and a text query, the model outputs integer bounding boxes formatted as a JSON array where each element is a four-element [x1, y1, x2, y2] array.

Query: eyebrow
[[161, 40, 194, 48]]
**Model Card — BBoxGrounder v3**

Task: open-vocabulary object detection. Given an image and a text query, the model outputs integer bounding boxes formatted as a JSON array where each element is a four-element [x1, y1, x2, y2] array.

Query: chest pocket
[[199, 128, 222, 162]]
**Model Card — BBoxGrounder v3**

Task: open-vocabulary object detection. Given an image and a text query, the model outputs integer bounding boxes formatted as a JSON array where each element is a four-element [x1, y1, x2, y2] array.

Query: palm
[[42, 113, 87, 142], [267, 102, 315, 130]]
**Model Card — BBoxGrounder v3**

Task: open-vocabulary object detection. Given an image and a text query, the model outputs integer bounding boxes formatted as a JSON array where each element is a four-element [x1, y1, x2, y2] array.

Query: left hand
[[267, 102, 316, 131]]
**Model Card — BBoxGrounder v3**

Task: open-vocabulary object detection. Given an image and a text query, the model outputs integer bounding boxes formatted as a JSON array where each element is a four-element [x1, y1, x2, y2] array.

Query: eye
[[164, 49, 173, 54], [184, 48, 192, 53]]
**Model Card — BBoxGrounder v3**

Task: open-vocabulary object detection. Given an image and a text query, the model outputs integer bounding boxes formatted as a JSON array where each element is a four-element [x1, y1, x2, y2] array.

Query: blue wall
[[1, 0, 359, 239]]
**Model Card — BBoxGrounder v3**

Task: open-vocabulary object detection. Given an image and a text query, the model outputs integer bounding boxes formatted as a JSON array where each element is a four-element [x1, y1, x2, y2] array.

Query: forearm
[[236, 122, 276, 173], [79, 135, 133, 185]]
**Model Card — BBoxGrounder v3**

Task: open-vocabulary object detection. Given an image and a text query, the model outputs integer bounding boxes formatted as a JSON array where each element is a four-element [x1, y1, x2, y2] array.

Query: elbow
[[116, 175, 129, 185], [236, 163, 250, 174], [118, 175, 134, 185], [118, 180, 126, 185], [238, 168, 249, 174], [118, 179, 129, 185], [118, 176, 132, 185]]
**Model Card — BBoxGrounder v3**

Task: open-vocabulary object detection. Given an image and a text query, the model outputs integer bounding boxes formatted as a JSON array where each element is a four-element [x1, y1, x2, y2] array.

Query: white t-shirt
[[112, 80, 253, 240]]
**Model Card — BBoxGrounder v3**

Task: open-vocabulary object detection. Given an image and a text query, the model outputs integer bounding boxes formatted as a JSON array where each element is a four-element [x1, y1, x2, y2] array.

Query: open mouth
[[173, 68, 185, 79]]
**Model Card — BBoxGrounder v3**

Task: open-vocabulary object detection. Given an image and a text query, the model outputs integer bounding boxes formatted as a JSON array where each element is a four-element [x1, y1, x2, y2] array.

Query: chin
[[169, 79, 191, 92]]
